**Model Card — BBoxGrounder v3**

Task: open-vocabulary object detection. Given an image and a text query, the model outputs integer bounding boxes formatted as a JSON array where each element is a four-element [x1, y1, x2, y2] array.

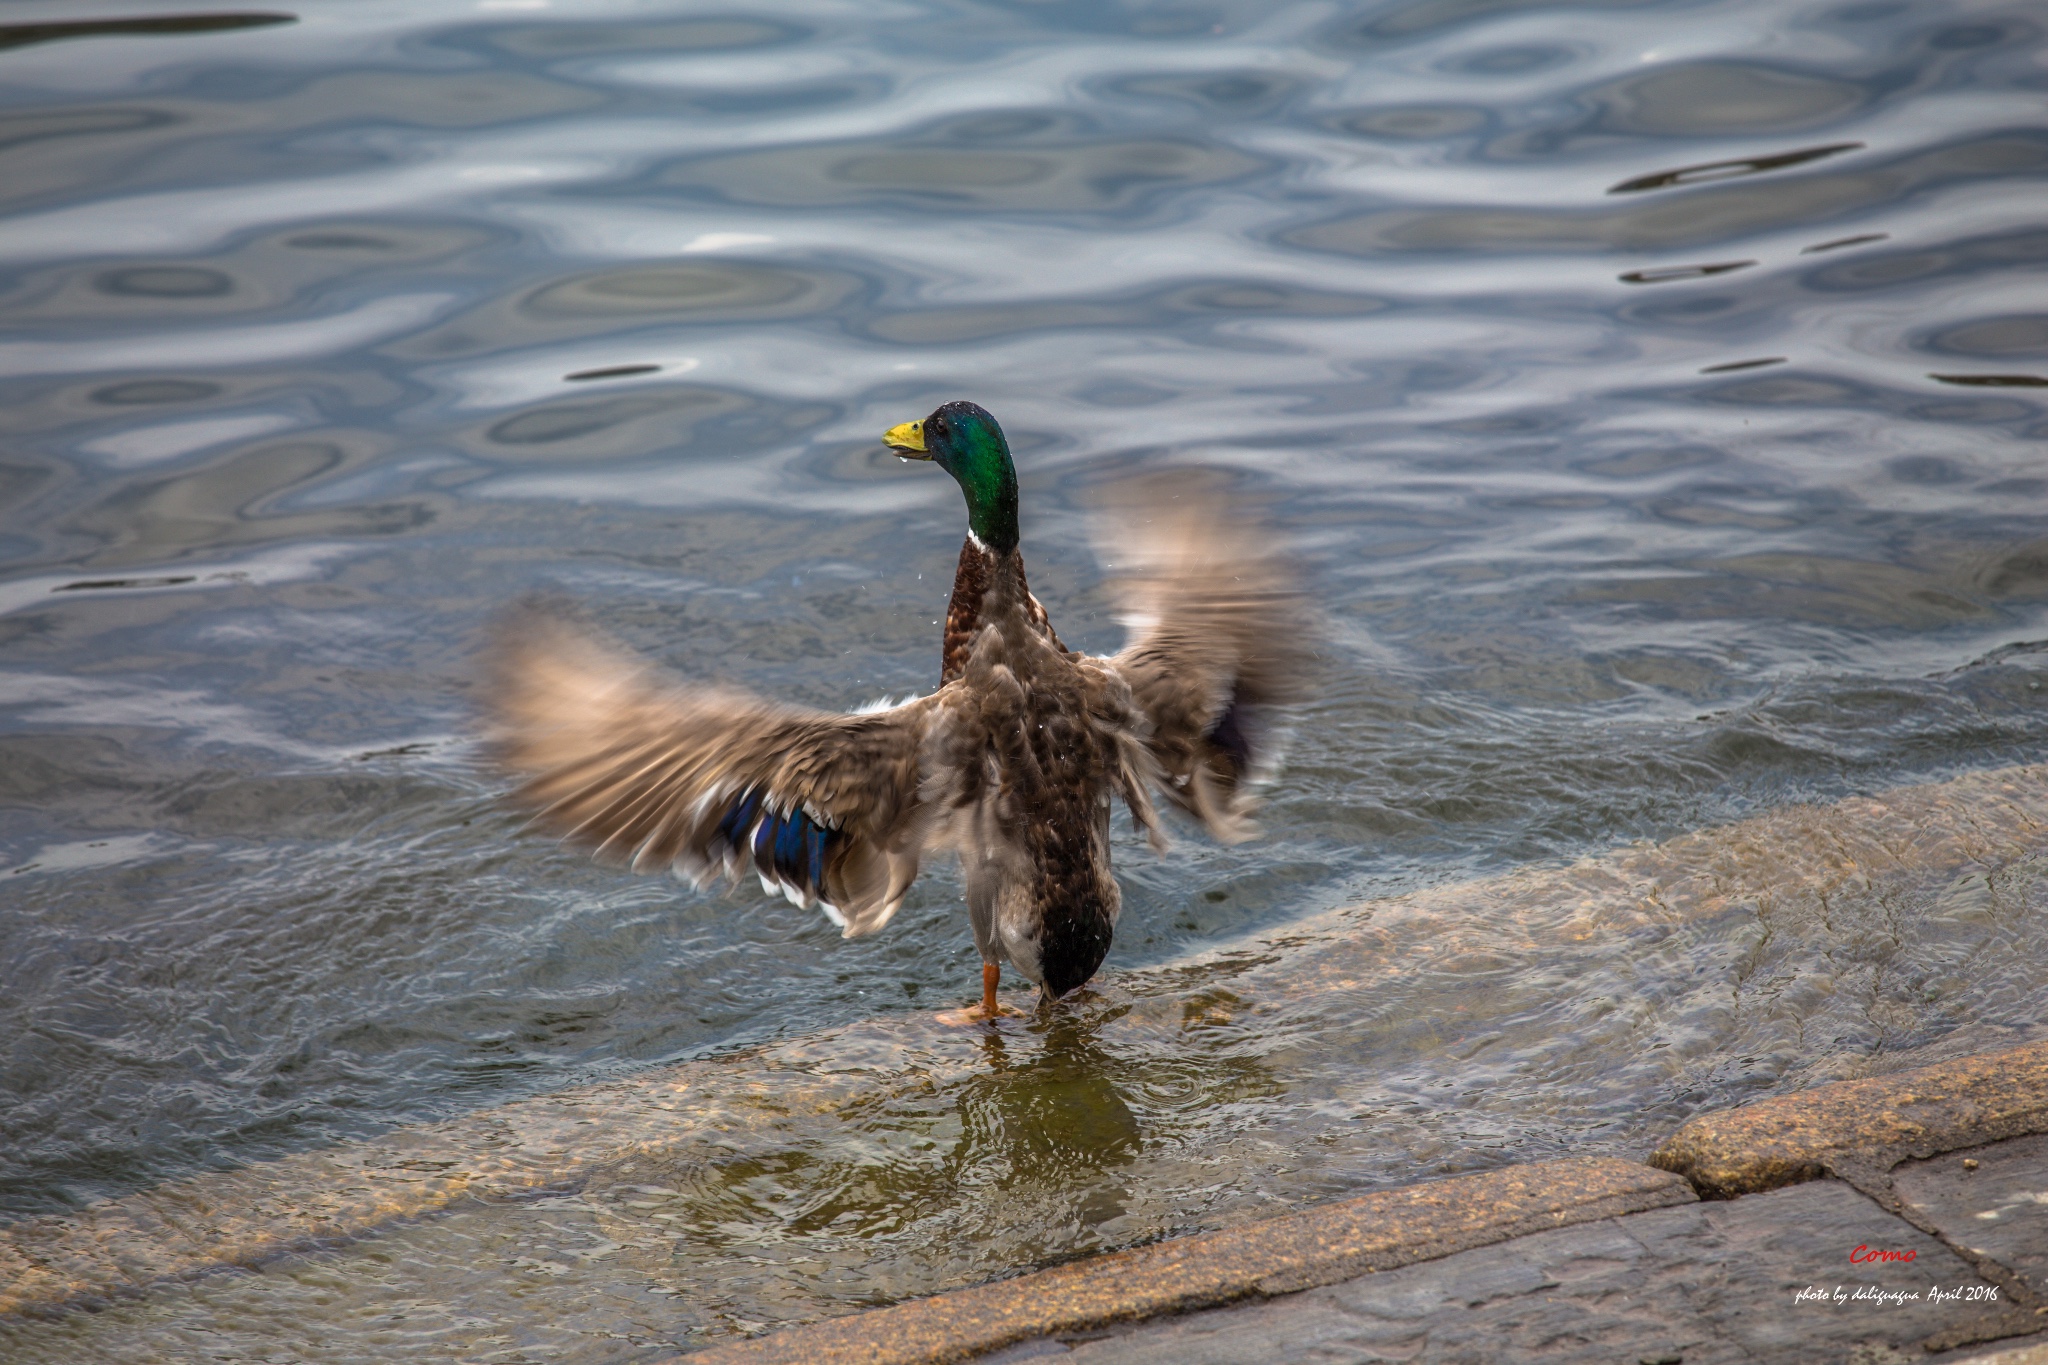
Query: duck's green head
[[884, 400, 1018, 554]]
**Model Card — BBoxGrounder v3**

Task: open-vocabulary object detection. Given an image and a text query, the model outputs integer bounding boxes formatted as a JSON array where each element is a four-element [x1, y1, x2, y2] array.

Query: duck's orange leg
[[934, 961, 1026, 1025]]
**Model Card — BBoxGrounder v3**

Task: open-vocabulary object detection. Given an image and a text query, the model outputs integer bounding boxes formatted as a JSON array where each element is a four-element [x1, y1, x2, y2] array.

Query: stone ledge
[[678, 1157, 1694, 1365], [1957, 1337, 2048, 1365], [1652, 1038, 2048, 1199], [1024, 1180, 2024, 1365]]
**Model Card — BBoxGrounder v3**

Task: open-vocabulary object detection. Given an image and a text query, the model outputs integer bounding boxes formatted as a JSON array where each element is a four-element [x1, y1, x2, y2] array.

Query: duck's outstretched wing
[[488, 620, 948, 938], [1094, 477, 1316, 844]]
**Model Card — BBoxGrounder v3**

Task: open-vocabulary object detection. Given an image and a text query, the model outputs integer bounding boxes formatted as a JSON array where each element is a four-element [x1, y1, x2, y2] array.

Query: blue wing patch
[[708, 784, 842, 919]]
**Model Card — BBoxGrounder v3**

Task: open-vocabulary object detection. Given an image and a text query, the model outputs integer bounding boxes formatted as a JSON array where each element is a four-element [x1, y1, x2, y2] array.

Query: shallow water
[[2, 0, 2047, 1356]]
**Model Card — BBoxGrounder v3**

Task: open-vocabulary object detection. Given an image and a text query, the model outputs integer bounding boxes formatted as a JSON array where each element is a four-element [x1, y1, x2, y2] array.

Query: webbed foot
[[933, 1000, 1027, 1026], [932, 960, 1022, 1026]]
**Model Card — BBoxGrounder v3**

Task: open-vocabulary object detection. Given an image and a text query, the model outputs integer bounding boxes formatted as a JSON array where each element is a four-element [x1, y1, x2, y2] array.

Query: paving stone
[[1897, 1132, 2048, 1299], [683, 1157, 1691, 1365], [1649, 1183, 1996, 1359], [1654, 1039, 2048, 1199], [1034, 1181, 2012, 1365], [1955, 1336, 2048, 1365]]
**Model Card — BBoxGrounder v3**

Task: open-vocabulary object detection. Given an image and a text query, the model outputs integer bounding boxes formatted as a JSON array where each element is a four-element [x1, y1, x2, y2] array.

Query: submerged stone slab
[[0, 1059, 878, 1318], [1653, 1039, 2048, 1198], [1011, 1180, 2014, 1365], [682, 1158, 1693, 1365]]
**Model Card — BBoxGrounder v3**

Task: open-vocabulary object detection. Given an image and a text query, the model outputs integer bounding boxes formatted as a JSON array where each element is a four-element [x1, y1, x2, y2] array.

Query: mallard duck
[[489, 400, 1312, 1021]]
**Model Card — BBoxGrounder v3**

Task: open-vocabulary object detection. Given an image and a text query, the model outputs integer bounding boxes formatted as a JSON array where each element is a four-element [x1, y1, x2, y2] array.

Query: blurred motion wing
[[1095, 476, 1317, 843], [488, 619, 947, 938]]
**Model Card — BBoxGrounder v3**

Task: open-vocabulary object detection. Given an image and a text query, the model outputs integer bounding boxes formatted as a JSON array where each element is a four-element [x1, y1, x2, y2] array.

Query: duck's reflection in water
[[582, 1000, 1281, 1326], [951, 1012, 1144, 1206]]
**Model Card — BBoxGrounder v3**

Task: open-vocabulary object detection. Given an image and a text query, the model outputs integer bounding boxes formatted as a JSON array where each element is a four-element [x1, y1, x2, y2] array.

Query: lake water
[[3, 0, 2047, 1357]]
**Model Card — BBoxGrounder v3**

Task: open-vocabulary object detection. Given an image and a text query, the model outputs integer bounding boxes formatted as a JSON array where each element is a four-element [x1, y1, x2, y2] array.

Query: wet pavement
[[962, 1161, 2042, 1364], [685, 1037, 2048, 1364]]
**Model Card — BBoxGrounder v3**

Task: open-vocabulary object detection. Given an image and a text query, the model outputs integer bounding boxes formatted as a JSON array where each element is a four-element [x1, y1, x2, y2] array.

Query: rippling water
[[4, 0, 2048, 1356]]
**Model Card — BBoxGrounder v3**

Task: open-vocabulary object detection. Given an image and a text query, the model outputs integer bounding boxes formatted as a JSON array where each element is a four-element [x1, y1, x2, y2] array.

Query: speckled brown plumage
[[1095, 475, 1316, 843], [936, 546, 1155, 995], [939, 536, 1063, 684], [939, 538, 992, 684], [488, 400, 1313, 1008], [488, 618, 946, 937]]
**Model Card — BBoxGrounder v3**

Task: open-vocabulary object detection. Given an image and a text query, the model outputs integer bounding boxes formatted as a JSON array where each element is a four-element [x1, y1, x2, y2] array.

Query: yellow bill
[[883, 420, 929, 457]]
